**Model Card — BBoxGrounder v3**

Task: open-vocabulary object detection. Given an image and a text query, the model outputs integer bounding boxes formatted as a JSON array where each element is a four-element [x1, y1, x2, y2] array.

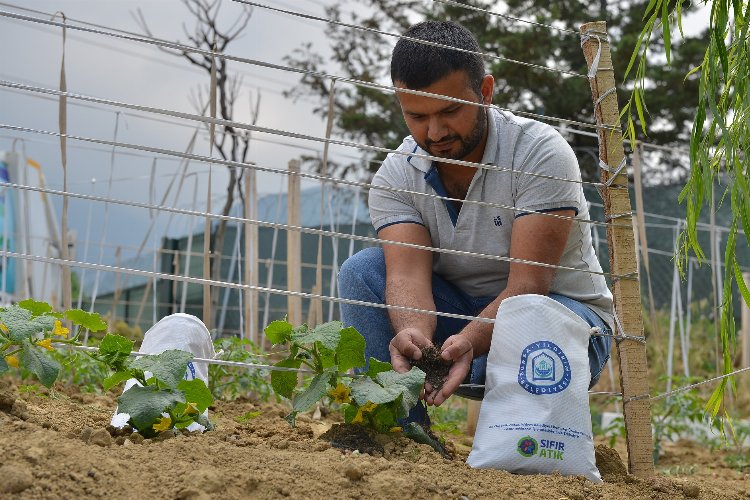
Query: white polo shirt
[[369, 108, 613, 329]]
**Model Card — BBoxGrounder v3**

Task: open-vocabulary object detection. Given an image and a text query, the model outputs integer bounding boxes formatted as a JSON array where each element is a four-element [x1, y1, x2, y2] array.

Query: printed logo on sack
[[517, 436, 566, 460], [516, 436, 538, 457], [185, 361, 196, 381], [518, 340, 571, 395]]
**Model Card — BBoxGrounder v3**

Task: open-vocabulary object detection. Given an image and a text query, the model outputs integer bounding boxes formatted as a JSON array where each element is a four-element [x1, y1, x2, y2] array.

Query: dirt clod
[[80, 426, 93, 443], [344, 465, 365, 481], [89, 428, 113, 447], [0, 463, 33, 493], [11, 398, 29, 419], [128, 433, 144, 444], [682, 483, 701, 498], [23, 446, 46, 465], [410, 345, 451, 391]]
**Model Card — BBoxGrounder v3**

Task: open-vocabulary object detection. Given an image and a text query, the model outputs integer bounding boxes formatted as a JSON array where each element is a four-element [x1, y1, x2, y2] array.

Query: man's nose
[[426, 117, 449, 142]]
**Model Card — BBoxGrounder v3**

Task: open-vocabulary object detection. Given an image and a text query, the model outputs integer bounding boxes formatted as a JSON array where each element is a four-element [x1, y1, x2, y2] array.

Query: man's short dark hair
[[390, 20, 485, 93]]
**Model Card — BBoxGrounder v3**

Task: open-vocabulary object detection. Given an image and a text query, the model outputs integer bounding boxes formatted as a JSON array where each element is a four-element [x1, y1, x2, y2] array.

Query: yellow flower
[[36, 338, 54, 351], [52, 320, 69, 338], [152, 416, 172, 432], [5, 355, 19, 368], [327, 383, 351, 404], [352, 401, 378, 425], [184, 402, 199, 415], [0, 323, 8, 334], [389, 426, 402, 433]]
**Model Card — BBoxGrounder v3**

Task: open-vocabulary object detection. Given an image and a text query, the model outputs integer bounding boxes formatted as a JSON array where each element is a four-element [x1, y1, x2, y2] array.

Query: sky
[[0, 0, 710, 270], [0, 0, 339, 266]]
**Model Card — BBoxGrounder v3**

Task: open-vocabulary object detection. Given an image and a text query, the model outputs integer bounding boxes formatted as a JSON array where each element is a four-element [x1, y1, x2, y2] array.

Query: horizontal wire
[[0, 79, 607, 189], [0, 178, 631, 280], [2, 249, 496, 324], [234, 0, 586, 79], [430, 0, 580, 36], [0, 122, 628, 234], [0, 10, 615, 133], [649, 365, 750, 402]]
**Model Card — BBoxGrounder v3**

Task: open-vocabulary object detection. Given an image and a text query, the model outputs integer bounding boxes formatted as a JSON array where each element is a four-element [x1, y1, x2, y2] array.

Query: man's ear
[[480, 74, 494, 105]]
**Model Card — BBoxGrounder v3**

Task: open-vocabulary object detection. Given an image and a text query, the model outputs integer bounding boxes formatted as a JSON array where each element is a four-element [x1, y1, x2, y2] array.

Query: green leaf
[[661, 0, 671, 64], [103, 370, 133, 391], [366, 358, 392, 378], [370, 403, 399, 433], [264, 320, 293, 345], [271, 358, 302, 399], [98, 334, 133, 371], [21, 339, 60, 388], [18, 299, 52, 317], [0, 306, 56, 341], [292, 372, 332, 413], [65, 309, 107, 332], [117, 385, 184, 435], [292, 320, 343, 350], [0, 355, 8, 374], [376, 367, 425, 411], [403, 422, 450, 458], [342, 403, 357, 424], [177, 378, 213, 413], [335, 327, 366, 372], [131, 350, 193, 389]]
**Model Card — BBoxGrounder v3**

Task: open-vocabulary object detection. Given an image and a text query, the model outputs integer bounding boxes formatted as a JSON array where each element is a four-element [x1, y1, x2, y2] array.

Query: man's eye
[[443, 107, 460, 114]]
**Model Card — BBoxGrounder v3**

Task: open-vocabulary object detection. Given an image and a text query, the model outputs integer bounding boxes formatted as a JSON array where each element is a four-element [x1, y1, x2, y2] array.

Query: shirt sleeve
[[513, 128, 583, 217], [368, 159, 425, 232]]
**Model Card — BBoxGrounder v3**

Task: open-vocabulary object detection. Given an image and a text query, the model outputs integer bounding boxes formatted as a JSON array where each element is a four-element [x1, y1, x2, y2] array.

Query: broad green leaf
[[65, 309, 107, 332], [0, 355, 8, 374], [335, 327, 366, 372], [177, 378, 213, 413], [0, 306, 56, 341], [131, 350, 193, 389], [292, 372, 332, 413], [117, 385, 184, 436], [264, 320, 293, 345], [292, 320, 343, 351], [342, 403, 358, 424], [21, 339, 60, 388], [98, 334, 134, 371], [17, 299, 52, 317], [103, 370, 133, 391], [366, 358, 392, 378], [271, 358, 302, 399], [370, 403, 399, 433], [376, 367, 425, 411]]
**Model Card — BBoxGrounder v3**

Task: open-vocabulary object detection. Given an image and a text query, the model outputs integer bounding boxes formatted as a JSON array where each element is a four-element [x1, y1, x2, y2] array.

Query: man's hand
[[424, 335, 473, 406], [389, 328, 432, 373]]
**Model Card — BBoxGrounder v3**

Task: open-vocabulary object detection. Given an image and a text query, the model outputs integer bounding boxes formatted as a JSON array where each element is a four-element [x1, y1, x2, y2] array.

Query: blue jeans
[[338, 247, 612, 422]]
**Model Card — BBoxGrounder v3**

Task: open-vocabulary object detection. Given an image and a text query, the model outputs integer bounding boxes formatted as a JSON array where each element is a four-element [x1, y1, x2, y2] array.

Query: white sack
[[467, 294, 601, 483], [111, 313, 215, 432]]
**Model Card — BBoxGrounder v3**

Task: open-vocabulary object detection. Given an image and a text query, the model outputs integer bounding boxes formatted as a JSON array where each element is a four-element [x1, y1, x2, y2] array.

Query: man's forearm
[[385, 277, 437, 339]]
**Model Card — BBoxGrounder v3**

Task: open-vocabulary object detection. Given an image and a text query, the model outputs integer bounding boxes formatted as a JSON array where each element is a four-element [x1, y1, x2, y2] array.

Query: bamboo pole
[[287, 159, 302, 326], [580, 21, 654, 477], [244, 170, 259, 342]]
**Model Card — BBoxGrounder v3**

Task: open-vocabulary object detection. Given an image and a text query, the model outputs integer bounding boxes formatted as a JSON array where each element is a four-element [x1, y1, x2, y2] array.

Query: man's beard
[[420, 106, 487, 161]]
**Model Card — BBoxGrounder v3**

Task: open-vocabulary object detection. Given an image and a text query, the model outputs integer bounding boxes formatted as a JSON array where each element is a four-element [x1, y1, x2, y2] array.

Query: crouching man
[[338, 20, 614, 424]]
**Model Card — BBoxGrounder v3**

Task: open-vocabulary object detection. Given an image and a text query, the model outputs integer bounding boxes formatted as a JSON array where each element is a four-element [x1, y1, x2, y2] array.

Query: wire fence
[[0, 1, 748, 418]]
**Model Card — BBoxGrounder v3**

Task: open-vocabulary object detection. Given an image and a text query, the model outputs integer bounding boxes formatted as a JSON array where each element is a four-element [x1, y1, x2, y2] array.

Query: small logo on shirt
[[493, 216, 503, 226]]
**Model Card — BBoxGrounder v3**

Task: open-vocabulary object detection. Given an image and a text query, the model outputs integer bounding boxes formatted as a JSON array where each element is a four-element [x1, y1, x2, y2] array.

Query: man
[[338, 21, 613, 420]]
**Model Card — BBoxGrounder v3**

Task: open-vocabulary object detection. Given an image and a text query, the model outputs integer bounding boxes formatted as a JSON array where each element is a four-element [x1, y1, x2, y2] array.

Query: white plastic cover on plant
[[467, 294, 602, 483], [111, 313, 215, 432]]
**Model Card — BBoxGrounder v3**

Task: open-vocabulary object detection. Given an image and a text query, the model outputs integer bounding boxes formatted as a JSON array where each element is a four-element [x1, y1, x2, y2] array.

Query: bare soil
[[1, 377, 748, 499]]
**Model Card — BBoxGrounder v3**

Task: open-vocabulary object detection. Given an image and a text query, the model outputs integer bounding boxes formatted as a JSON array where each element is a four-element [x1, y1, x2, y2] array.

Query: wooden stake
[[742, 272, 750, 370], [287, 159, 302, 326], [244, 170, 259, 342], [580, 21, 654, 477]]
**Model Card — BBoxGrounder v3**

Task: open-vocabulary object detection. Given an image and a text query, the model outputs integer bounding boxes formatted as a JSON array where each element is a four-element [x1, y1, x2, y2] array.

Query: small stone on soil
[[89, 428, 113, 447], [80, 426, 93, 443], [11, 399, 29, 420], [681, 483, 700, 498]]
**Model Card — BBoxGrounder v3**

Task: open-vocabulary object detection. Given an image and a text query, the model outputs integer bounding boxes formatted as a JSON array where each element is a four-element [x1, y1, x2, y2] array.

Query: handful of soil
[[410, 345, 452, 392]]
